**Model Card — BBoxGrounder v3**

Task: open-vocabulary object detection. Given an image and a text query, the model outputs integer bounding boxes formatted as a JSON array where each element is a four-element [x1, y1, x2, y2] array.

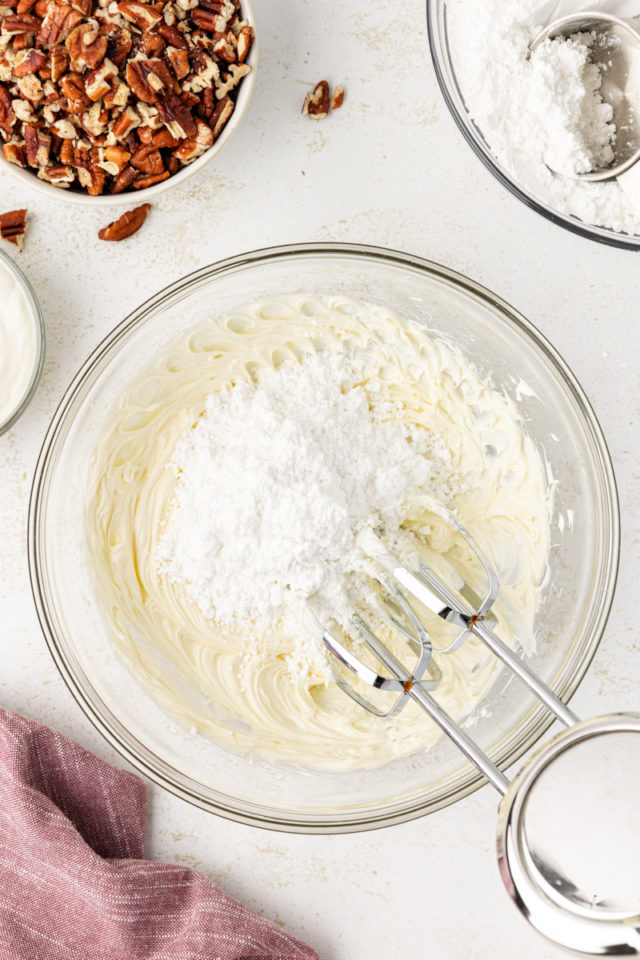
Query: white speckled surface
[[2, 0, 640, 957]]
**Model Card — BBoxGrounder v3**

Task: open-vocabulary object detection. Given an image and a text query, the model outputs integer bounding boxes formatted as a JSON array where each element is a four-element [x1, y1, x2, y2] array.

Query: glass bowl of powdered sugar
[[428, 0, 640, 249], [29, 243, 618, 831]]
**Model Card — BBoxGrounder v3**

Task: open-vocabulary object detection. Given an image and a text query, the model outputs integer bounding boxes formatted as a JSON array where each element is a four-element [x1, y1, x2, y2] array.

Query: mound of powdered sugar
[[448, 0, 640, 235], [157, 353, 457, 630]]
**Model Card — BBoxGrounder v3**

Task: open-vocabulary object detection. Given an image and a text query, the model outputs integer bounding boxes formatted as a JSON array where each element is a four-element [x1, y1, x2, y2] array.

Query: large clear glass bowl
[[426, 1, 640, 251], [28, 243, 619, 832]]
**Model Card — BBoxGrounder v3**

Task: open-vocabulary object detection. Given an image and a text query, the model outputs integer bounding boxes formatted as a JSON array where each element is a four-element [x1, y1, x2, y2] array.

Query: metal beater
[[315, 506, 640, 956]]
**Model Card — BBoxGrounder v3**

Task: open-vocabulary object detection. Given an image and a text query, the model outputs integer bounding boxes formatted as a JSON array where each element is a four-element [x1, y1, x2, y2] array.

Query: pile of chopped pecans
[[0, 0, 253, 195]]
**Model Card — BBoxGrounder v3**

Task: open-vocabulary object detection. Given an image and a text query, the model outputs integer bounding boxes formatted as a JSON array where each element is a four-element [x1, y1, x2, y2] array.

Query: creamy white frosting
[[0, 262, 38, 426], [87, 296, 551, 770]]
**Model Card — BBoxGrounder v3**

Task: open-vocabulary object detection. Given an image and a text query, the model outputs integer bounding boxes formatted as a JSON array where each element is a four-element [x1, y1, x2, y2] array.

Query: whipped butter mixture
[[88, 296, 551, 770]]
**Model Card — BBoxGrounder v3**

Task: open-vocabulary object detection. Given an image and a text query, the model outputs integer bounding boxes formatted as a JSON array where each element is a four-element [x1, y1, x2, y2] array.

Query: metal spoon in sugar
[[530, 11, 640, 211]]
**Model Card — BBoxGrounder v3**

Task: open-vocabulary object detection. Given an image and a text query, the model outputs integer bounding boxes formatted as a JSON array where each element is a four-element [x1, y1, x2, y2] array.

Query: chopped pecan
[[215, 61, 248, 98], [157, 21, 188, 49], [164, 153, 178, 175], [116, 0, 162, 31], [212, 32, 235, 63], [142, 31, 165, 56], [103, 142, 129, 166], [76, 160, 104, 192], [2, 139, 26, 165], [132, 168, 167, 187], [102, 80, 128, 109], [102, 23, 131, 66], [165, 44, 189, 80], [235, 23, 252, 62], [126, 57, 175, 102], [130, 140, 162, 173], [196, 85, 214, 119], [0, 208, 27, 249], [331, 85, 344, 110], [51, 116, 76, 137], [98, 201, 149, 240], [156, 86, 194, 137], [13, 47, 46, 75], [38, 161, 73, 183], [172, 114, 210, 161], [2, 12, 41, 33], [151, 125, 178, 147], [65, 22, 107, 69], [84, 56, 116, 99], [110, 161, 137, 191], [16, 0, 36, 13], [58, 135, 74, 163], [210, 92, 232, 138], [48, 45, 68, 80], [17, 72, 43, 101], [190, 0, 226, 32], [0, 86, 16, 135], [69, 0, 92, 14], [60, 71, 88, 110], [110, 103, 139, 138], [24, 121, 50, 163], [36, 5, 79, 48], [79, 98, 107, 136], [302, 80, 330, 119]]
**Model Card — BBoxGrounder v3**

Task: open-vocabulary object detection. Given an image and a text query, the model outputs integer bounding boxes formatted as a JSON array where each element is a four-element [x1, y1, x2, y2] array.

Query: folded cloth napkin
[[0, 708, 318, 960]]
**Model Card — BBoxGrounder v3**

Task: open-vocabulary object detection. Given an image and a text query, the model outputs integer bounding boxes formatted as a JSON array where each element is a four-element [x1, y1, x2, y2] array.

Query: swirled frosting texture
[[88, 296, 551, 770]]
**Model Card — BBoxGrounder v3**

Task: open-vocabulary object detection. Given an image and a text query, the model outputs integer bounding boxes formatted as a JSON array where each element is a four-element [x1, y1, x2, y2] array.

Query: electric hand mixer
[[312, 504, 640, 956]]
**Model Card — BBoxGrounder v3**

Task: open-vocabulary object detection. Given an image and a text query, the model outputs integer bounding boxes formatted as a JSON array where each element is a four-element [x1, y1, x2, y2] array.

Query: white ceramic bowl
[[0, 248, 45, 435], [1, 1, 257, 208]]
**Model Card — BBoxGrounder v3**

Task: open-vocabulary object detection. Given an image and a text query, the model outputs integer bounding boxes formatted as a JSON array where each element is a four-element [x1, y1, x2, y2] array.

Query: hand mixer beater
[[313, 504, 640, 956]]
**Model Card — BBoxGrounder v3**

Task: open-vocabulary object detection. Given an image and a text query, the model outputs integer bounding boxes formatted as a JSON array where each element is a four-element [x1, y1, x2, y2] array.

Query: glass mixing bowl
[[426, 1, 640, 251], [29, 243, 619, 832]]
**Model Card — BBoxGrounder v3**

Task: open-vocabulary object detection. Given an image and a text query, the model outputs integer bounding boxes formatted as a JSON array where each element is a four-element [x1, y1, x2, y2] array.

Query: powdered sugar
[[448, 0, 640, 235], [157, 352, 456, 631]]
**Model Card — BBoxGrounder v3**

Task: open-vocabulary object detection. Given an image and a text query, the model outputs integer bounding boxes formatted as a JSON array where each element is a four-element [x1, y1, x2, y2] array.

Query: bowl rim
[[0, 247, 46, 436], [28, 241, 621, 832], [1, 1, 257, 208], [425, 0, 640, 252]]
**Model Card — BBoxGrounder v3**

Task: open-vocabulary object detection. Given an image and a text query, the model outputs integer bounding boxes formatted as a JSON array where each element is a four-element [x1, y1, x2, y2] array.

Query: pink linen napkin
[[0, 708, 318, 960]]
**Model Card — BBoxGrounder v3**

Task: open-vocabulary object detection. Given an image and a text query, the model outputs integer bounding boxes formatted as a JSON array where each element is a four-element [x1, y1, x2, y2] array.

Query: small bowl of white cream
[[0, 249, 45, 436]]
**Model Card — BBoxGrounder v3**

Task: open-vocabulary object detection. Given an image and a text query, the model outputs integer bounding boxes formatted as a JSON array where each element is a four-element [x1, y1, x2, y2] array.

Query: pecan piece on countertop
[[98, 201, 150, 240], [331, 85, 344, 110], [302, 80, 330, 119], [0, 207, 27, 249]]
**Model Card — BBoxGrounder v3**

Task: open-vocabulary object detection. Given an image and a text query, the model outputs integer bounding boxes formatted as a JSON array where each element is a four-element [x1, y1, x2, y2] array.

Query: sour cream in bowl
[[0, 249, 45, 435]]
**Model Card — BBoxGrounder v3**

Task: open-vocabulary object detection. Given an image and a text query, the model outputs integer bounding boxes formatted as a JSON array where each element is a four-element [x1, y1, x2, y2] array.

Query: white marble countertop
[[2, 0, 640, 956]]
